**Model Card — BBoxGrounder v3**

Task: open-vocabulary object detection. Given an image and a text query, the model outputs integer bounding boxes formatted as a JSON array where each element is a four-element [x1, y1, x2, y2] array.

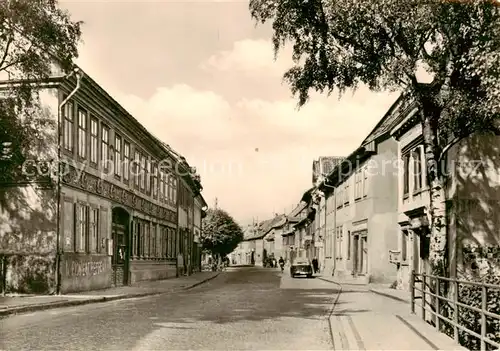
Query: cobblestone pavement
[[0, 267, 338, 350]]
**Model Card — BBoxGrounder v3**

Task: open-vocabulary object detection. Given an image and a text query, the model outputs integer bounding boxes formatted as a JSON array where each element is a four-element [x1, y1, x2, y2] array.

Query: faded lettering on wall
[[66, 260, 107, 277]]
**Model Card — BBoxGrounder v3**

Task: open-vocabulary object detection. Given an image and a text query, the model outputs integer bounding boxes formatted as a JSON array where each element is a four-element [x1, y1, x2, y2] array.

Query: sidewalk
[[317, 274, 467, 350], [0, 271, 220, 317], [316, 273, 411, 301]]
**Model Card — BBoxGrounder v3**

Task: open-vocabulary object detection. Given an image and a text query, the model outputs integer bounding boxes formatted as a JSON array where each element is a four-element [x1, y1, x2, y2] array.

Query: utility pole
[[214, 197, 218, 209]]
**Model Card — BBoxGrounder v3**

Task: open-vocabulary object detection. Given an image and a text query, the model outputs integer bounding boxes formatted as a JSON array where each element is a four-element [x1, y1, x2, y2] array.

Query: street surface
[[0, 267, 452, 350], [0, 267, 336, 350]]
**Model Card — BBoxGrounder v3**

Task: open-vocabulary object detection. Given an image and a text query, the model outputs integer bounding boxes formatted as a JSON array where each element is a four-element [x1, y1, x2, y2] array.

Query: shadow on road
[[143, 267, 368, 325]]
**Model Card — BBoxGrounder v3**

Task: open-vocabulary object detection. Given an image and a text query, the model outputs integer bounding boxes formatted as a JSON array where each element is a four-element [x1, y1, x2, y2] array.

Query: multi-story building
[[390, 94, 500, 291], [280, 202, 308, 263], [0, 65, 204, 294], [263, 214, 286, 261], [229, 223, 260, 265], [292, 203, 310, 260], [312, 157, 344, 185], [317, 99, 403, 284], [193, 195, 207, 272]]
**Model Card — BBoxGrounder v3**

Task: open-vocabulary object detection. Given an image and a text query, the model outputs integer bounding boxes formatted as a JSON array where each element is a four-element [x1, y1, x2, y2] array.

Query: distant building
[[312, 157, 344, 186]]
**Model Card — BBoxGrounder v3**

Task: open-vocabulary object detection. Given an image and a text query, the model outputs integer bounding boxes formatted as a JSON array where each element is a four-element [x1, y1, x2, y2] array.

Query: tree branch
[[0, 35, 13, 70], [0, 43, 34, 73], [437, 135, 463, 163]]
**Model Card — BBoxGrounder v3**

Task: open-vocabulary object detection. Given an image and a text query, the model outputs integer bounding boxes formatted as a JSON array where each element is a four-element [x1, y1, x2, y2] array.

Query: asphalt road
[[0, 267, 338, 350]]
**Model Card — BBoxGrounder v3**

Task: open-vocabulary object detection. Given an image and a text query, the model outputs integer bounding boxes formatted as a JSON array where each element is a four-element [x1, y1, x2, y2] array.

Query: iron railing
[[410, 270, 500, 350]]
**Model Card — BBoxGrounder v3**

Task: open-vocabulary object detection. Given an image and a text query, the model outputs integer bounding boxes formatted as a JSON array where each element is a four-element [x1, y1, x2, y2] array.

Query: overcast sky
[[61, 0, 400, 225]]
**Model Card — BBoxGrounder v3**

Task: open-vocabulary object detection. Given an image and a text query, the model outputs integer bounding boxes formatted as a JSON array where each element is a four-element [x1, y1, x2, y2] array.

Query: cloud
[[201, 39, 293, 77], [113, 83, 399, 223]]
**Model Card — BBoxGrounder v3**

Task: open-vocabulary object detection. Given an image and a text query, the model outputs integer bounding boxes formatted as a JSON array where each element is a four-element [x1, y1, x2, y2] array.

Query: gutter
[[55, 68, 83, 295]]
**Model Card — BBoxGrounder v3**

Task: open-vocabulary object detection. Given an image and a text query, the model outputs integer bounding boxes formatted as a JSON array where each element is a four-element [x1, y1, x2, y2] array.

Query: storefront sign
[[65, 259, 107, 277]]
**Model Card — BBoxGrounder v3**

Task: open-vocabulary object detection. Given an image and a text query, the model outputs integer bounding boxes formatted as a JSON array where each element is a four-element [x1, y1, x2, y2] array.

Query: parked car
[[290, 259, 313, 278]]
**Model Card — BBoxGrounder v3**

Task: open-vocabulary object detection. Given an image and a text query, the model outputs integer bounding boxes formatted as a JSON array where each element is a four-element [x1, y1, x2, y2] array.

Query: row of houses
[[0, 64, 208, 294], [232, 91, 500, 291]]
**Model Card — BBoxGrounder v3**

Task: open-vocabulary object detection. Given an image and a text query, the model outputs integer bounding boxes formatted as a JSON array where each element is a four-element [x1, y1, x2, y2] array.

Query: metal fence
[[410, 271, 500, 350]]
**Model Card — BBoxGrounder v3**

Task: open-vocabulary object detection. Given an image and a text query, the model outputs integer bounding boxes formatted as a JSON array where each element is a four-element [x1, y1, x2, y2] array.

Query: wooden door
[[112, 223, 128, 286]]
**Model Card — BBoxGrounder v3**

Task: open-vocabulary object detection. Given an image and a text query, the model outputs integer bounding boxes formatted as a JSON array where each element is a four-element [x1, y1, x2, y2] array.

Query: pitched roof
[[317, 91, 414, 190], [361, 92, 415, 147], [287, 216, 302, 223], [288, 202, 307, 217]]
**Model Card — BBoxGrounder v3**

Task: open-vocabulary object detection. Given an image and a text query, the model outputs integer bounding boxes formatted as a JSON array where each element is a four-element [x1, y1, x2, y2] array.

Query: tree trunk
[[420, 109, 448, 277]]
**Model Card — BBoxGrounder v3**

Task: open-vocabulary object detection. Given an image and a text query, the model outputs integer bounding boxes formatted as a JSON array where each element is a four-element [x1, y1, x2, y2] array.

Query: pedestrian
[[278, 256, 285, 273], [312, 257, 319, 274]]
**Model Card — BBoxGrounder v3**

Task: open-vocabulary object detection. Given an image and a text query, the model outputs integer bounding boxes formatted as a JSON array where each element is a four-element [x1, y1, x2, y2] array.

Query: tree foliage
[[201, 208, 244, 257], [249, 0, 500, 275], [0, 0, 81, 189], [0, 0, 82, 82]]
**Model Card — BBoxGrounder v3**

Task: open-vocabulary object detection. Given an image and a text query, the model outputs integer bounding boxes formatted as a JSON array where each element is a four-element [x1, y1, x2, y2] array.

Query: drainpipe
[[333, 188, 337, 277], [323, 182, 336, 277], [55, 68, 83, 295]]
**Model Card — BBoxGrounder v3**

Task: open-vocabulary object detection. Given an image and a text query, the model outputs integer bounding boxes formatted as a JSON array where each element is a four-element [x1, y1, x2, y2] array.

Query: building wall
[[0, 88, 59, 294], [324, 192, 336, 275], [394, 122, 431, 290], [56, 78, 180, 291], [450, 132, 500, 279], [317, 196, 326, 270], [1, 71, 203, 294], [333, 138, 399, 284], [367, 138, 399, 284], [254, 239, 264, 266], [242, 240, 256, 265], [193, 200, 202, 272], [393, 122, 500, 290]]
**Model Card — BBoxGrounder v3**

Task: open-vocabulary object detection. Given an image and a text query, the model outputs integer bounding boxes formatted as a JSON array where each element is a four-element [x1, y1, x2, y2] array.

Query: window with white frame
[[123, 141, 130, 181], [403, 153, 410, 197], [63, 101, 74, 151], [354, 169, 363, 199], [159, 171, 165, 202], [362, 167, 368, 197], [76, 204, 89, 252], [134, 151, 140, 187], [101, 125, 110, 169], [77, 109, 87, 159], [89, 207, 99, 253], [172, 177, 178, 203], [146, 158, 151, 194], [152, 163, 158, 199], [90, 117, 98, 164], [412, 147, 423, 192], [140, 154, 146, 190], [114, 134, 122, 177], [167, 174, 172, 204]]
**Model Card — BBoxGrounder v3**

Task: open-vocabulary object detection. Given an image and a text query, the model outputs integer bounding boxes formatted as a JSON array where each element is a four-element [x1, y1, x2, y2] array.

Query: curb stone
[[0, 272, 221, 318], [183, 272, 220, 290], [368, 288, 410, 304]]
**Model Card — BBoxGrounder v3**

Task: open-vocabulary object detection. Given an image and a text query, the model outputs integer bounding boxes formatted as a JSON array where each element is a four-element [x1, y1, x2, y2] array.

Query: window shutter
[[100, 209, 108, 253], [74, 203, 78, 252]]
